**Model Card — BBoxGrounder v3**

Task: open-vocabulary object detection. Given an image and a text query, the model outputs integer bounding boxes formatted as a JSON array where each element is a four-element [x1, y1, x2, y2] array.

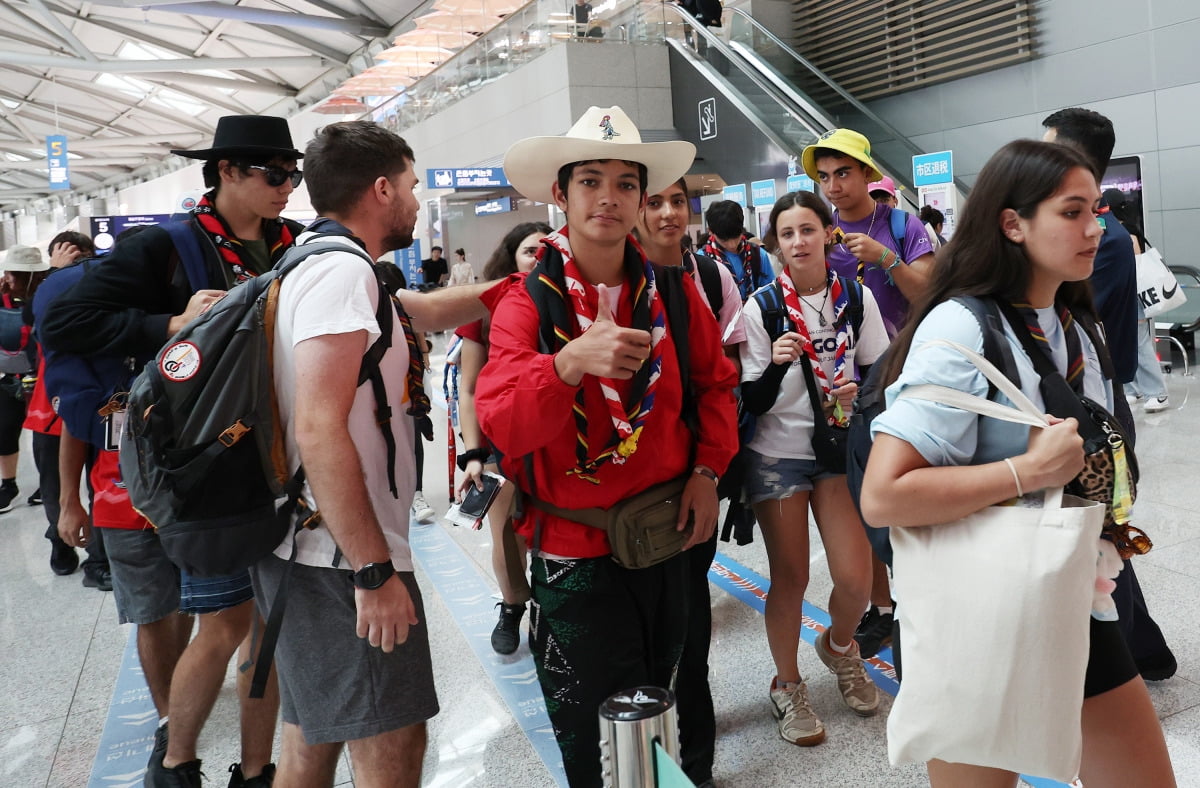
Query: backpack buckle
[[218, 420, 250, 447]]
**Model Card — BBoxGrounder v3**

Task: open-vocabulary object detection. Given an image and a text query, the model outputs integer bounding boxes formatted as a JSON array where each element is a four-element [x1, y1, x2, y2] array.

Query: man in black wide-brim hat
[[39, 114, 306, 788]]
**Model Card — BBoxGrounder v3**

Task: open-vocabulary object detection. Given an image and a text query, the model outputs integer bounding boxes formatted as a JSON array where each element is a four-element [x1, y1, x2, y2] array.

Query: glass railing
[[368, 0, 957, 197], [372, 0, 665, 134]]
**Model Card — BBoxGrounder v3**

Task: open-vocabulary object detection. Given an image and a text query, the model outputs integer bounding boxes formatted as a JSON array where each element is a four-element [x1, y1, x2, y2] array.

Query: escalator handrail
[[723, 8, 923, 160], [661, 4, 834, 151], [724, 7, 972, 196]]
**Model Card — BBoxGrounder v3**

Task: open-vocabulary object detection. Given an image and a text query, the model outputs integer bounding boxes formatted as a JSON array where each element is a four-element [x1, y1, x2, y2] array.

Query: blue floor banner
[[88, 628, 158, 788], [410, 521, 568, 787]]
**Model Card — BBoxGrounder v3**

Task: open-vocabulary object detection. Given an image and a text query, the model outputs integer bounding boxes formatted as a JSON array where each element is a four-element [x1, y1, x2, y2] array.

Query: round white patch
[[159, 341, 201, 382]]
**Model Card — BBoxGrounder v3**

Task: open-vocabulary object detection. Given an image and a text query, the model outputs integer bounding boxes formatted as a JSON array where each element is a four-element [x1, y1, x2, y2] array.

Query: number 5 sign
[[46, 135, 70, 190]]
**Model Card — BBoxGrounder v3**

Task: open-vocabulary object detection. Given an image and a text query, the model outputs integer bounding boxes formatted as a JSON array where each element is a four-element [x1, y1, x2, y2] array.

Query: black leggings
[[0, 381, 26, 455]]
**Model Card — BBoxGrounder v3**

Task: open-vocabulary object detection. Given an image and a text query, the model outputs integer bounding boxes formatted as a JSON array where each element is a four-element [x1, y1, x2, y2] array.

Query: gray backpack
[[120, 237, 396, 577]]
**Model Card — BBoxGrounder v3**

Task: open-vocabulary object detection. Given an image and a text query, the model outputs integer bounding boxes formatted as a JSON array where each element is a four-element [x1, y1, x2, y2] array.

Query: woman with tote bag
[[860, 140, 1175, 787]]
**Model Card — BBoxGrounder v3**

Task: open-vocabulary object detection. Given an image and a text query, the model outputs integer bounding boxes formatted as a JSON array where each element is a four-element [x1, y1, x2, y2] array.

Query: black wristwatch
[[352, 560, 396, 590]]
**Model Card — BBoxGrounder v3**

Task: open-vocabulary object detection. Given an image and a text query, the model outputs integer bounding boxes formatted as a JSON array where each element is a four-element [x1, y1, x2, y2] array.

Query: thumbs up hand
[[552, 282, 654, 386]]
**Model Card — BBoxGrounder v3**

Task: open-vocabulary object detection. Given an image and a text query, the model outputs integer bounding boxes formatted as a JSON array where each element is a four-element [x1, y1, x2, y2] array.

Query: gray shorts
[[104, 528, 180, 625], [104, 527, 256, 624], [745, 449, 839, 505], [250, 554, 440, 745]]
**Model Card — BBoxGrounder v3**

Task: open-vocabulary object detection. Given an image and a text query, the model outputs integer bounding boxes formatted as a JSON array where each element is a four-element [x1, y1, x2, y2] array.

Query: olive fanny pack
[[526, 476, 690, 569]]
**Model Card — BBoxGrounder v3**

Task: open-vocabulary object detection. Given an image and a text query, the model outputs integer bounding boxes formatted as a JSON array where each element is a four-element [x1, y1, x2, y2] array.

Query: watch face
[[355, 562, 394, 589]]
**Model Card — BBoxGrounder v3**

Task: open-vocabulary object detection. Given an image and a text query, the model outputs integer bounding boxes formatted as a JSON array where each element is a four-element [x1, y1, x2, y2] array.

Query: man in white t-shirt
[[251, 120, 493, 787]]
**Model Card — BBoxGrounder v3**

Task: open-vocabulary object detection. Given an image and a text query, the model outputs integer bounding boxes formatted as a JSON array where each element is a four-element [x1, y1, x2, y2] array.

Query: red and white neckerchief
[[542, 229, 667, 469], [192, 193, 295, 284], [777, 266, 851, 426]]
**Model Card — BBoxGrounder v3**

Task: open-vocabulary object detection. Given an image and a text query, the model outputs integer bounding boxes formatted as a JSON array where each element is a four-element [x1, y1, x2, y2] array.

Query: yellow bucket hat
[[801, 128, 884, 183]]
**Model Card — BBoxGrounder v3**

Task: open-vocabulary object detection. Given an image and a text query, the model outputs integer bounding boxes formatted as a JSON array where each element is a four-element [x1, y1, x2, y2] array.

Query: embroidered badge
[[599, 115, 620, 141], [159, 341, 202, 382]]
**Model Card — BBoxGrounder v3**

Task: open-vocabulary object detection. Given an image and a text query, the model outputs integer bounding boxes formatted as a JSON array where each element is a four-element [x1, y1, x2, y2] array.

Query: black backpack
[[844, 296, 1018, 566], [120, 236, 398, 579]]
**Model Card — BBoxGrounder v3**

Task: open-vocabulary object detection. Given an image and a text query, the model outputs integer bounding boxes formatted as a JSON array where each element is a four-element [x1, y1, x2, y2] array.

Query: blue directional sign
[[912, 150, 954, 187], [751, 179, 777, 207], [395, 241, 422, 288], [427, 168, 510, 189], [722, 183, 747, 206], [786, 174, 815, 193], [46, 135, 70, 190]]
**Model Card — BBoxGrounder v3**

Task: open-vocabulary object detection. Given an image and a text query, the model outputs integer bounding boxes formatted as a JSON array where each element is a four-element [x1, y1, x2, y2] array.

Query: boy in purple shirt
[[801, 129, 934, 338], [801, 128, 935, 658]]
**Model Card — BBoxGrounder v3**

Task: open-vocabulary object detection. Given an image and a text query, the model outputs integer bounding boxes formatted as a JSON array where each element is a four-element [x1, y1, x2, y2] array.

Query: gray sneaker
[[815, 630, 880, 716], [769, 678, 825, 746]]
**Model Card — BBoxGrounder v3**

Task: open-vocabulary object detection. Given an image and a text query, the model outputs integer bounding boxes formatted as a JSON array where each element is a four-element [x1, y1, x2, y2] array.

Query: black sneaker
[[147, 758, 204, 788], [852, 605, 894, 659], [50, 539, 80, 576], [228, 762, 276, 787], [82, 566, 114, 592], [0, 484, 17, 514], [146, 724, 169, 778], [27, 488, 42, 506], [490, 602, 526, 655]]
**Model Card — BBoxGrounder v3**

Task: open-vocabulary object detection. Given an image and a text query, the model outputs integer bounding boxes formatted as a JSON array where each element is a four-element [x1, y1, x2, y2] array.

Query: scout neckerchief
[[531, 229, 667, 482], [703, 233, 756, 292], [192, 192, 297, 283], [1011, 301, 1085, 394], [777, 265, 851, 426]]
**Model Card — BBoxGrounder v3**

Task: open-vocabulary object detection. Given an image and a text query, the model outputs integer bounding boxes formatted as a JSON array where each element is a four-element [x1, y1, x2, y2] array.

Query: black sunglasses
[[247, 165, 303, 188]]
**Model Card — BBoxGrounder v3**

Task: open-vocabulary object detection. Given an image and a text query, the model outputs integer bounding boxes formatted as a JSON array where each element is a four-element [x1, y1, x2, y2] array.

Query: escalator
[[663, 5, 970, 199]]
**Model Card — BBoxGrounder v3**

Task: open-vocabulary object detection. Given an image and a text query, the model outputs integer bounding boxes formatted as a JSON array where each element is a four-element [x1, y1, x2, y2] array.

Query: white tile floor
[[4, 354, 1200, 787]]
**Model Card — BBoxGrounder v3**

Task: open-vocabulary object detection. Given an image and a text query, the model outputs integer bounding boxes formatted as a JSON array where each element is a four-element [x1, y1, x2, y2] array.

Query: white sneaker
[[1125, 393, 1143, 406], [411, 492, 435, 524], [1144, 396, 1170, 413]]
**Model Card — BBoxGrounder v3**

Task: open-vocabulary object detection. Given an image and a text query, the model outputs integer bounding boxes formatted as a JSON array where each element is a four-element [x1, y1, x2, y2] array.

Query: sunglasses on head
[[246, 164, 303, 188]]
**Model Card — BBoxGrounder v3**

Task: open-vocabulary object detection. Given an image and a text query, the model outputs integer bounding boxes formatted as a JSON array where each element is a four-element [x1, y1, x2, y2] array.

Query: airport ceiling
[[0, 0, 431, 213]]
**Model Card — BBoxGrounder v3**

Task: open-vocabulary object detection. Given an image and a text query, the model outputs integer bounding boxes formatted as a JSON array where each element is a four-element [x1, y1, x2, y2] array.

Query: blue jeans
[[1124, 317, 1167, 400]]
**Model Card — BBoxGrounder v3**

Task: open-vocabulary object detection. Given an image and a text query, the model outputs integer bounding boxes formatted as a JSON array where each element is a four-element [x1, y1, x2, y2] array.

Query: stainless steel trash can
[[598, 685, 680, 787]]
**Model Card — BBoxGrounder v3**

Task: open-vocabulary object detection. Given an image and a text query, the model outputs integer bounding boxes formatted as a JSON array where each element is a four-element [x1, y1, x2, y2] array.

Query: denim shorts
[[179, 569, 254, 615], [744, 449, 839, 505]]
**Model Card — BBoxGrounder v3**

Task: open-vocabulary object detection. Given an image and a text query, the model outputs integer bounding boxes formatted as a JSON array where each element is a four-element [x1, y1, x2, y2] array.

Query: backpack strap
[[688, 251, 724, 322], [654, 264, 697, 440], [754, 281, 788, 341], [835, 275, 865, 339], [162, 220, 213, 293], [889, 207, 908, 255], [951, 296, 1019, 400]]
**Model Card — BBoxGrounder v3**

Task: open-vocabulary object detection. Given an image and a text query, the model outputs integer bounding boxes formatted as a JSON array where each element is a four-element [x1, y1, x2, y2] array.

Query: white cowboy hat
[[503, 106, 695, 204], [2, 245, 48, 272]]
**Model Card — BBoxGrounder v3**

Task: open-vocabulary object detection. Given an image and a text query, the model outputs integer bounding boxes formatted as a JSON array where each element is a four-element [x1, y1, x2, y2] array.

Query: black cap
[[171, 115, 303, 161]]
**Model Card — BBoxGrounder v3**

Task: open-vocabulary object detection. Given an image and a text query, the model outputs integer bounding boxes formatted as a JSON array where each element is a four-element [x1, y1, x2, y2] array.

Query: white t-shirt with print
[[739, 283, 889, 460], [271, 235, 416, 570]]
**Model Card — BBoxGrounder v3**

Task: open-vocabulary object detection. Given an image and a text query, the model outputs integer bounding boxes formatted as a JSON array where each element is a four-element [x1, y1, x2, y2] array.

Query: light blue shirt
[[871, 300, 1111, 467]]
